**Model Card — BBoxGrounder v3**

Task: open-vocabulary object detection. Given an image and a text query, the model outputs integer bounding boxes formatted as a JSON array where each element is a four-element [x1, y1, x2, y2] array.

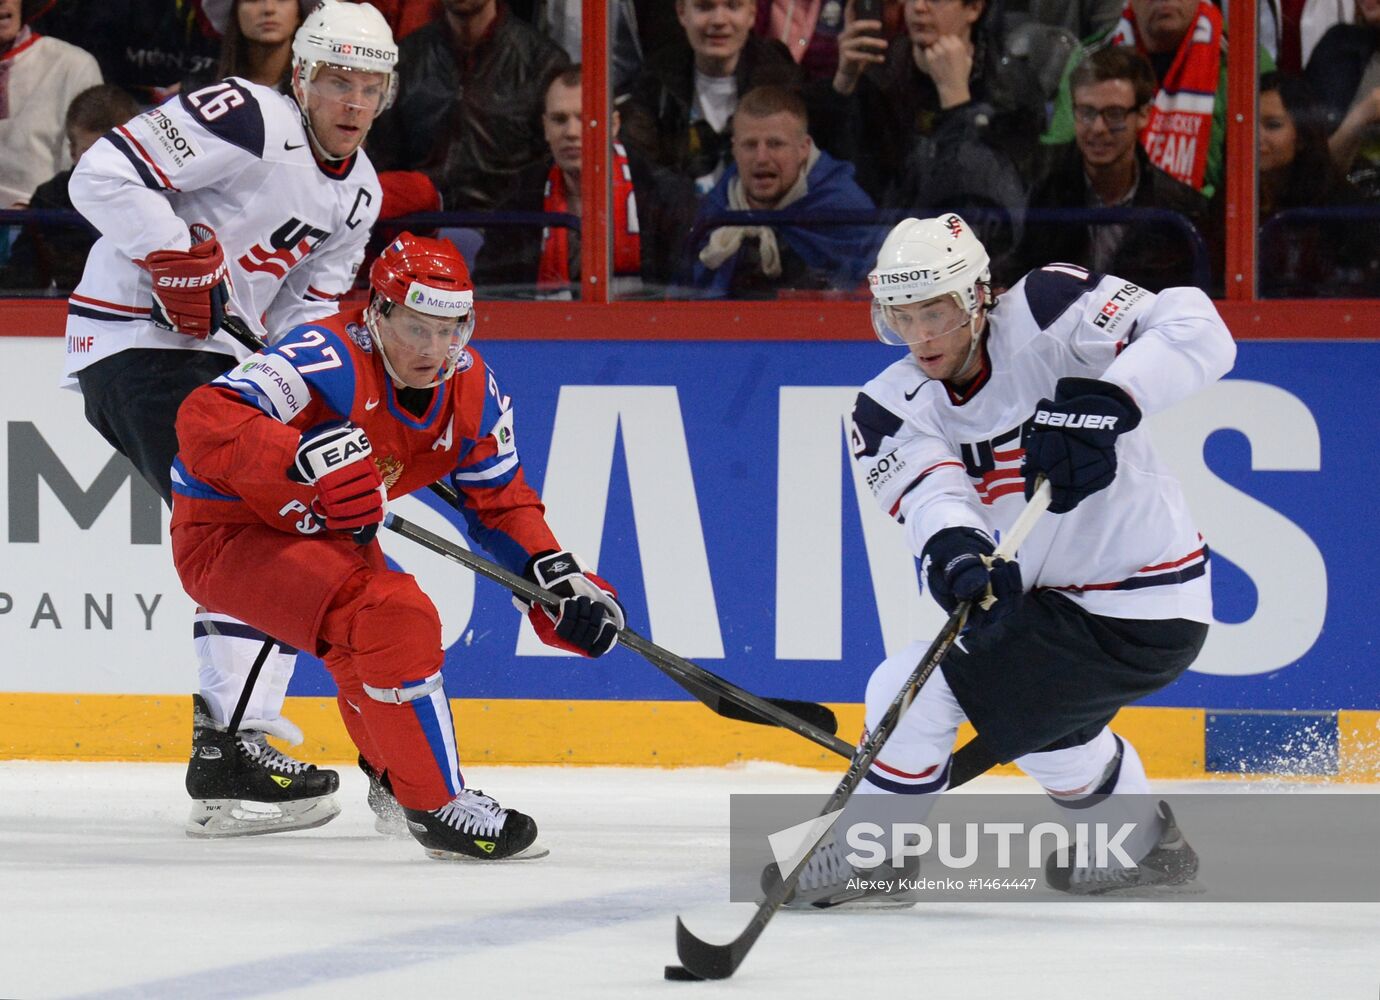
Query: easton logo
[[238, 218, 331, 279], [1033, 411, 1119, 430], [944, 214, 963, 237]]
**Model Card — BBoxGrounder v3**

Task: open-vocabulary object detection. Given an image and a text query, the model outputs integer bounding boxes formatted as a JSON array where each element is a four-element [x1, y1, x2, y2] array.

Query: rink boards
[[0, 336, 1376, 777]]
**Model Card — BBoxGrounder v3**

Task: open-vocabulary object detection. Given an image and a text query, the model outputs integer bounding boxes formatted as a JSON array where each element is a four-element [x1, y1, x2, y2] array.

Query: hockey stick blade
[[714, 697, 839, 736], [420, 483, 852, 758], [386, 508, 852, 758], [673, 481, 1051, 981]]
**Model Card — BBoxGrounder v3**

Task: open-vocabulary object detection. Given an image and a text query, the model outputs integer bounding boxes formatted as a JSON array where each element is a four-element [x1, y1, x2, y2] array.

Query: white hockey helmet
[[868, 214, 992, 347], [292, 0, 399, 112]]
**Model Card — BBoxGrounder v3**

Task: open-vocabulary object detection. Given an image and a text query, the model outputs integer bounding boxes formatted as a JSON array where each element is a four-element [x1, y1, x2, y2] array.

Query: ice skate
[[1045, 800, 1199, 895], [185, 695, 341, 837], [404, 788, 546, 861], [767, 836, 921, 910], [358, 755, 409, 838]]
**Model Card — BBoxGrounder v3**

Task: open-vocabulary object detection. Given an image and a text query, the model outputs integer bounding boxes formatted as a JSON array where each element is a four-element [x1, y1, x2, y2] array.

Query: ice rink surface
[[1, 761, 1376, 999]]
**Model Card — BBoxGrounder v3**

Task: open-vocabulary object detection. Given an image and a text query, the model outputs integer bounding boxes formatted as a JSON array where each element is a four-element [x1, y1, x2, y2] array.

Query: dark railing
[[9, 203, 1372, 305]]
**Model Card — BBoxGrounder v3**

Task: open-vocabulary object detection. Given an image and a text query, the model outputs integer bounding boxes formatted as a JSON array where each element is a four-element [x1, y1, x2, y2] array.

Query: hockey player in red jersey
[[169, 233, 624, 860], [61, 0, 400, 835], [780, 213, 1236, 904]]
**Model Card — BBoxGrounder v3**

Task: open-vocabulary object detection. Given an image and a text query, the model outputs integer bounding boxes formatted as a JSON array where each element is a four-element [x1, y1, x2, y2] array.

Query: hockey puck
[[664, 964, 704, 981]]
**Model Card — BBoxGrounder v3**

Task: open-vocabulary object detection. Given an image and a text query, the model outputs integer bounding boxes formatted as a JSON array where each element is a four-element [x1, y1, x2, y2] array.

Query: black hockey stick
[[217, 314, 997, 777], [672, 480, 1051, 981], [382, 510, 852, 758], [422, 479, 848, 750], [218, 314, 844, 749]]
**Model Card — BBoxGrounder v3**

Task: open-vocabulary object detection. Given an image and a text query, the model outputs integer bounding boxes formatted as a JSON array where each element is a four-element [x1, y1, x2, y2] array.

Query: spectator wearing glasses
[[1044, 0, 1275, 199], [1011, 47, 1209, 291]]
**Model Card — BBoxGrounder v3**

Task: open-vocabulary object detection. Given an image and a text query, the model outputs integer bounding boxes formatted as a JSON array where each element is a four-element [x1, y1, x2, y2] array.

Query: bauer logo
[[1033, 411, 1118, 430]]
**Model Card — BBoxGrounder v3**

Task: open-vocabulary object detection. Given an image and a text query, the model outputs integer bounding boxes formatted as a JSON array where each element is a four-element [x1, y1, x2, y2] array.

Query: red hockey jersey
[[171, 308, 559, 573]]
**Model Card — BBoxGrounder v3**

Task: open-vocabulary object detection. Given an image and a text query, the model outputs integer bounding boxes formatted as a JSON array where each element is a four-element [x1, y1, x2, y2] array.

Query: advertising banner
[[1, 337, 1372, 714]]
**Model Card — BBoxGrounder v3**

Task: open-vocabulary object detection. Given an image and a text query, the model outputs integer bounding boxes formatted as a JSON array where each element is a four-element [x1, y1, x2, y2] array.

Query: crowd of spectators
[[1, 0, 1378, 300]]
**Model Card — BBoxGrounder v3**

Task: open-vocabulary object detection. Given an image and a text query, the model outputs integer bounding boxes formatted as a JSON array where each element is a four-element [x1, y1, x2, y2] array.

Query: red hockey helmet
[[367, 233, 475, 387]]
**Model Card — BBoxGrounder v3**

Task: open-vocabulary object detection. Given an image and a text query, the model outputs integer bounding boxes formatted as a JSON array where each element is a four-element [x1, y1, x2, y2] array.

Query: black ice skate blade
[[423, 843, 551, 862], [664, 965, 705, 981]]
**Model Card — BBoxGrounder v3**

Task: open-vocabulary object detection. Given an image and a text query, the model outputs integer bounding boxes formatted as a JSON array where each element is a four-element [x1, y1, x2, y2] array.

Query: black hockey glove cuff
[[1022, 378, 1142, 515]]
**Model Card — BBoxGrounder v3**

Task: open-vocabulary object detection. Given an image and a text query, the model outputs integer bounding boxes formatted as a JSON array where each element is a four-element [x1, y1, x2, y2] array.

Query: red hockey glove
[[292, 424, 385, 541], [522, 551, 625, 657], [141, 224, 231, 339]]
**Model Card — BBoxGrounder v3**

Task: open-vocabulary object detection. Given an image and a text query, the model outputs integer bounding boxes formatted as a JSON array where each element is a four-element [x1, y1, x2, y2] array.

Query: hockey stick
[[673, 479, 1052, 981], [422, 479, 847, 749], [382, 510, 853, 758], [218, 314, 845, 750]]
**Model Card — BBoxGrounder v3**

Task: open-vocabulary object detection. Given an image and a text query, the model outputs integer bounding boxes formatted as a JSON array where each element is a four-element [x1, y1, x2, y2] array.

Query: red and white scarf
[[1108, 1, 1221, 191], [538, 142, 640, 288]]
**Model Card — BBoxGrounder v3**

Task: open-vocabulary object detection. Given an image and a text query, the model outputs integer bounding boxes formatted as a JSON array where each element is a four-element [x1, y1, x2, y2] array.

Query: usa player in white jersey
[[59, 1, 397, 836], [786, 214, 1236, 905]]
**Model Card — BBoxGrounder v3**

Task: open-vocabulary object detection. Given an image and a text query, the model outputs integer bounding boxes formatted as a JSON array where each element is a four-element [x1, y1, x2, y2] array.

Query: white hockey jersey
[[851, 265, 1237, 623], [61, 77, 381, 388]]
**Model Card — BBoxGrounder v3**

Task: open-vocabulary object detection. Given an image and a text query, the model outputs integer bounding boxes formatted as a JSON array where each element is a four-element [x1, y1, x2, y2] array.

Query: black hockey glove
[[1022, 377, 1142, 515], [522, 550, 626, 657], [922, 526, 1022, 628]]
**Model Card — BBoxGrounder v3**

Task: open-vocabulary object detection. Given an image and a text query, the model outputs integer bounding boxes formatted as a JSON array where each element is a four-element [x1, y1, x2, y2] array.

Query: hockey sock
[[360, 670, 465, 811], [1020, 730, 1162, 864], [194, 609, 302, 742]]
